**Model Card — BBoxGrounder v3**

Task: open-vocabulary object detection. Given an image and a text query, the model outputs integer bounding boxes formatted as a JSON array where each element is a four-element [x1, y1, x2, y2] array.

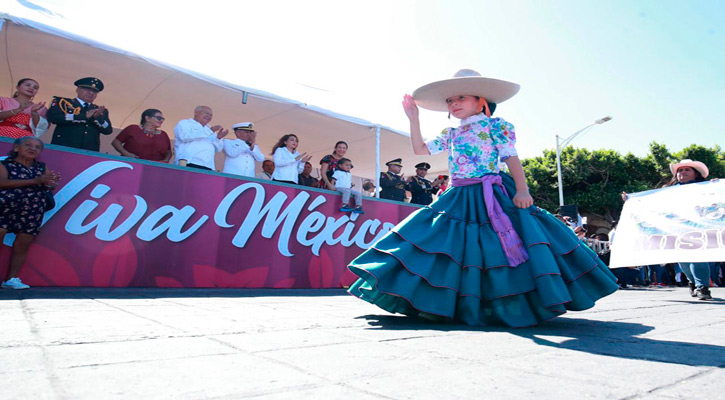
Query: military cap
[[74, 77, 104, 92], [385, 158, 403, 167], [415, 162, 431, 170], [232, 122, 255, 131]]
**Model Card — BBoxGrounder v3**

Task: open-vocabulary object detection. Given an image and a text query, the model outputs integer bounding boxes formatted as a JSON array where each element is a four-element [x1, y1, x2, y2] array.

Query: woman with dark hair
[[317, 141, 348, 190], [0, 137, 60, 290], [0, 78, 49, 138], [111, 109, 172, 162], [271, 134, 312, 184]]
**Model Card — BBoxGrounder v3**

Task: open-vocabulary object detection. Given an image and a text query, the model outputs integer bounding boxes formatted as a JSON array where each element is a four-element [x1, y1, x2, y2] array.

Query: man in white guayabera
[[173, 105, 228, 171]]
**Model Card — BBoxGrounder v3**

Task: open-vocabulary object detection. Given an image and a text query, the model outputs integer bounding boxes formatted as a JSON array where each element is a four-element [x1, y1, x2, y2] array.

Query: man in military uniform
[[47, 77, 113, 151], [379, 158, 406, 202], [407, 162, 442, 206]]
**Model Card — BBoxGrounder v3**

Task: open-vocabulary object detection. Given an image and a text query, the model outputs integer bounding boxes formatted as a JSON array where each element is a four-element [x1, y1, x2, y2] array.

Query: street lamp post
[[556, 116, 612, 207]]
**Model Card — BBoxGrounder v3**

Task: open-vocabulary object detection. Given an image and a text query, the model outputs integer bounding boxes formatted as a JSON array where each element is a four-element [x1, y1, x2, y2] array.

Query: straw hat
[[412, 69, 520, 112], [670, 159, 709, 178]]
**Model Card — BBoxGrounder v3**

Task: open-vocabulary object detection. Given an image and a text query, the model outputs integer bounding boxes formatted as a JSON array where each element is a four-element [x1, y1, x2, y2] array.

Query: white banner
[[609, 180, 725, 268]]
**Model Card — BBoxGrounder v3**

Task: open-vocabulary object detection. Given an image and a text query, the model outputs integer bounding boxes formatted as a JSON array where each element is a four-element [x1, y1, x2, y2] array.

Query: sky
[[4, 0, 724, 159]]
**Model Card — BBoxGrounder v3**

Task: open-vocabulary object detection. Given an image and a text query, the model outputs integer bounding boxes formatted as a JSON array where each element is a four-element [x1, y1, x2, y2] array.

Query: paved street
[[1, 287, 723, 399]]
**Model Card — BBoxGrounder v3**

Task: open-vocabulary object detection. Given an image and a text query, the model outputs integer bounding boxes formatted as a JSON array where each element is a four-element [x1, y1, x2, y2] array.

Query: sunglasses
[[153, 116, 165, 121]]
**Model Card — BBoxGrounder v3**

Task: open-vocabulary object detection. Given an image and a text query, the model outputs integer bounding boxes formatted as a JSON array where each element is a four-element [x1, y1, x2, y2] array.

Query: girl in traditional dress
[[0, 78, 49, 139], [347, 70, 619, 327]]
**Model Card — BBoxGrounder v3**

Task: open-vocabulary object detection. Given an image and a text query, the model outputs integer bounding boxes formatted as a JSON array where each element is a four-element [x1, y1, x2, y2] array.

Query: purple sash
[[451, 175, 529, 266]]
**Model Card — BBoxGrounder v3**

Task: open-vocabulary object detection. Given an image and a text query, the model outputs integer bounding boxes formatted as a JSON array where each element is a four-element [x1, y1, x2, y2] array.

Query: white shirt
[[222, 138, 265, 177], [174, 118, 223, 170], [332, 170, 352, 189], [271, 147, 303, 183]]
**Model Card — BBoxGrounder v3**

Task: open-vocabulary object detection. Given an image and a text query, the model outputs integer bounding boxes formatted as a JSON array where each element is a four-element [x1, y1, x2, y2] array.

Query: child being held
[[331, 158, 364, 214]]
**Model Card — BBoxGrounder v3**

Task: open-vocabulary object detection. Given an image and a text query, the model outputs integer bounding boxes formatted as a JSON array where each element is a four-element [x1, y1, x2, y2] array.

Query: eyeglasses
[[153, 116, 165, 121]]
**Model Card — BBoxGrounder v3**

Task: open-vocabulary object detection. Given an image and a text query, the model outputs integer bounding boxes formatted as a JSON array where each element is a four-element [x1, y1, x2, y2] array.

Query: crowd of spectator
[[0, 76, 457, 206]]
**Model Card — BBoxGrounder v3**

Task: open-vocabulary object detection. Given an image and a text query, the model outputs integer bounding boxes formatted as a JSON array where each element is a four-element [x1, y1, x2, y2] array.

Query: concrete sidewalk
[[1, 287, 723, 399]]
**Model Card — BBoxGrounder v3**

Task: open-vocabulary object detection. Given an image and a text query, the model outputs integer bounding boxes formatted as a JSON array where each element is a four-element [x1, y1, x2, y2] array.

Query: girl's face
[[446, 95, 479, 119], [285, 135, 299, 149], [334, 143, 348, 157], [340, 161, 352, 172], [676, 166, 697, 183], [17, 80, 40, 97]]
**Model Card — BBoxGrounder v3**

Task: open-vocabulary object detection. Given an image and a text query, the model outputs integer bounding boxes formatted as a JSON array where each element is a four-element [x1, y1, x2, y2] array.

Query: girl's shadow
[[357, 314, 725, 368]]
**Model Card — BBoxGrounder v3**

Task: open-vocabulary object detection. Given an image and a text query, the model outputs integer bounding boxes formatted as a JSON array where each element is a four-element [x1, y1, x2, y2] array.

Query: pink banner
[[0, 142, 416, 288]]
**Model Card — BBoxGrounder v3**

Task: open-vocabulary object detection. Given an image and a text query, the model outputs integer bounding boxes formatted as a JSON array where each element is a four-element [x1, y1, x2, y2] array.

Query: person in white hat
[[667, 159, 713, 300], [222, 122, 265, 178], [346, 69, 618, 327]]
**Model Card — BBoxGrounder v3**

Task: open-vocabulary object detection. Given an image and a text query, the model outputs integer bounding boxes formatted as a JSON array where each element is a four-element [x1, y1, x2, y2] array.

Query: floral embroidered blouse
[[425, 114, 518, 179]]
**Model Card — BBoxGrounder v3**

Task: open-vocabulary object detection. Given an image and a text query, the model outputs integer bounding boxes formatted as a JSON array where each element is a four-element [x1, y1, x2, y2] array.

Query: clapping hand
[[37, 169, 61, 187], [30, 102, 46, 112], [216, 128, 229, 139], [87, 105, 106, 119], [296, 152, 312, 163]]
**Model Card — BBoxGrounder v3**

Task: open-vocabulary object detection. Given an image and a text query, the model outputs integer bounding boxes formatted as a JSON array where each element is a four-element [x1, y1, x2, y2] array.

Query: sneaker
[[352, 206, 365, 214], [2, 277, 30, 290], [339, 204, 354, 212], [688, 283, 697, 297], [695, 287, 712, 301]]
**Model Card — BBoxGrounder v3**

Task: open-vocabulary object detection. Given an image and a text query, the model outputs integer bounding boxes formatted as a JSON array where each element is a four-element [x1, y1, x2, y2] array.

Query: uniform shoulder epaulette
[[51, 97, 81, 115]]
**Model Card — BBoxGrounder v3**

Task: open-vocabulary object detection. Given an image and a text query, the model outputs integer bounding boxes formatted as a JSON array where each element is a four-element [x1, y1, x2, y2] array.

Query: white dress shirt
[[222, 138, 265, 177], [174, 118, 223, 170], [271, 147, 304, 183]]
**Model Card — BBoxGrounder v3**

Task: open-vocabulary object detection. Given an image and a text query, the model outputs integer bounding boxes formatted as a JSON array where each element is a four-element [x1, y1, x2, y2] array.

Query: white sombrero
[[670, 159, 709, 178], [412, 69, 520, 112]]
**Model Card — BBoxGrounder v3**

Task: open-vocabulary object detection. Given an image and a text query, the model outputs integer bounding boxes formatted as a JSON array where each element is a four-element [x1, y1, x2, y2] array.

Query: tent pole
[[374, 125, 381, 198]]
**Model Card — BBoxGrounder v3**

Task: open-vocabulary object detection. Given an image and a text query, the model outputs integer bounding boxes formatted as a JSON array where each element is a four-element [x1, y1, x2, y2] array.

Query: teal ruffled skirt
[[348, 173, 618, 327]]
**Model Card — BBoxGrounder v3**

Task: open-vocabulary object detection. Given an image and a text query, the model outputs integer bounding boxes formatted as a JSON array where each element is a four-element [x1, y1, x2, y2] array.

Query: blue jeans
[[648, 265, 668, 285], [677, 262, 711, 288]]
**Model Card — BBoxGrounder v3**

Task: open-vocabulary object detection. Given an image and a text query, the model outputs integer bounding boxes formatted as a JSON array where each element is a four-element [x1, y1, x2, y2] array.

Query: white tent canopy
[[0, 14, 447, 182]]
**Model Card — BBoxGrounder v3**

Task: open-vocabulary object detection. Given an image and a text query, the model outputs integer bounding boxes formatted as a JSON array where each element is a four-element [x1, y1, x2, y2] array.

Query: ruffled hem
[[347, 173, 618, 328]]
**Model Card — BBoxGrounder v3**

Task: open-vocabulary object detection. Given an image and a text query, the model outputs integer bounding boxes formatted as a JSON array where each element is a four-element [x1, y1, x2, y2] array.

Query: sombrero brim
[[670, 160, 709, 178], [412, 76, 520, 112]]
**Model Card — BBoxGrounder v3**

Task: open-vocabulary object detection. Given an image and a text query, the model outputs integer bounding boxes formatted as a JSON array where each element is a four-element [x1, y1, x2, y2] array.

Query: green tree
[[521, 141, 725, 222]]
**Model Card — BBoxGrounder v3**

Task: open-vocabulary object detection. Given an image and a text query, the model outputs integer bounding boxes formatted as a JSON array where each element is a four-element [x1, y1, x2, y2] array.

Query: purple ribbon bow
[[451, 175, 529, 266]]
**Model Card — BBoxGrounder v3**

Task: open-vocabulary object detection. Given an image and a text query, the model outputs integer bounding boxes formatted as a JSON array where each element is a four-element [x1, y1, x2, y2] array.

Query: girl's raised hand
[[512, 191, 534, 209], [402, 94, 419, 120]]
